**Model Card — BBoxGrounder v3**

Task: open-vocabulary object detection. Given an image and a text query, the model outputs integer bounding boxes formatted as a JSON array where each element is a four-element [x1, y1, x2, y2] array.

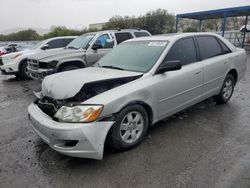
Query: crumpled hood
[[42, 67, 143, 99], [29, 48, 86, 62]]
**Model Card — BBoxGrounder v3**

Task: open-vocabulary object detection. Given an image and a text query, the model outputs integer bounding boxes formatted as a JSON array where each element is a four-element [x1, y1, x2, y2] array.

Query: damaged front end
[[35, 75, 141, 120]]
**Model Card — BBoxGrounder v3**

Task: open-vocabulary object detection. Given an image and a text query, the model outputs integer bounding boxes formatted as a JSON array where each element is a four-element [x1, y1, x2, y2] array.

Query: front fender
[[56, 58, 87, 69]]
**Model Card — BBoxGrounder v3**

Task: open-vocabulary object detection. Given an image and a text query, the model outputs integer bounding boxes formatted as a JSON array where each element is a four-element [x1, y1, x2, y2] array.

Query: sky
[[0, 0, 249, 33]]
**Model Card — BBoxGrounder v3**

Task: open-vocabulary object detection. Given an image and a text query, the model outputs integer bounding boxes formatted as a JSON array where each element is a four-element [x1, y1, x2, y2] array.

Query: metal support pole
[[199, 20, 202, 32], [176, 16, 179, 33], [222, 13, 227, 37], [242, 15, 248, 48]]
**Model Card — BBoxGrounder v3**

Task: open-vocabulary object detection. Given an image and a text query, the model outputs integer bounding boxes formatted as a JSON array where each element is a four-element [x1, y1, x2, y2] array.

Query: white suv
[[0, 36, 76, 79]]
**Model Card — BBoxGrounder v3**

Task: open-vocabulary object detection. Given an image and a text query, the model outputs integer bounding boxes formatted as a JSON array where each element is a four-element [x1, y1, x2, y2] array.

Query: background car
[[28, 33, 246, 160], [27, 29, 151, 80], [240, 25, 250, 32], [0, 36, 76, 79]]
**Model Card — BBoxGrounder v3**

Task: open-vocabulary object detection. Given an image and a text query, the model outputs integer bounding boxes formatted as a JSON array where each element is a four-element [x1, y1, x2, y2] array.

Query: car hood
[[42, 67, 143, 99], [1, 49, 38, 63], [29, 48, 86, 62]]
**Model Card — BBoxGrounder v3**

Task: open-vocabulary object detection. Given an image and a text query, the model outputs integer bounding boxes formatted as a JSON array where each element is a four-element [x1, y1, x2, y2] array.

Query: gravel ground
[[0, 54, 250, 188]]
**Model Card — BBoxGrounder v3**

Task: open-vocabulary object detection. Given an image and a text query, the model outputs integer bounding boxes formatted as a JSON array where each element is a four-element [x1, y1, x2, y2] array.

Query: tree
[[103, 9, 175, 35], [0, 29, 40, 41]]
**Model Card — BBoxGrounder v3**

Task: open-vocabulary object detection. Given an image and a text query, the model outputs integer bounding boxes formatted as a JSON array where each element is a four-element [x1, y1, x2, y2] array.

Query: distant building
[[89, 22, 107, 30]]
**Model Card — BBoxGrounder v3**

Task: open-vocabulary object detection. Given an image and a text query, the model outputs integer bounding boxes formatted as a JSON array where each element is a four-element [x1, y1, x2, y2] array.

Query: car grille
[[28, 59, 39, 70], [36, 97, 65, 118], [0, 58, 3, 66]]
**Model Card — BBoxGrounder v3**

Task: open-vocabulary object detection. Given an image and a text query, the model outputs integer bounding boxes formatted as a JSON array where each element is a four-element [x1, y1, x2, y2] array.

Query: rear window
[[218, 39, 232, 54], [197, 36, 223, 60], [47, 39, 65, 49], [115, 32, 133, 44], [134, 32, 150, 37]]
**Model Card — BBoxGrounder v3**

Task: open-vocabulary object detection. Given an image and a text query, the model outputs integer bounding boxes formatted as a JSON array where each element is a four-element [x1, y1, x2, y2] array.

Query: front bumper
[[28, 103, 115, 160], [0, 59, 19, 75], [27, 67, 55, 80]]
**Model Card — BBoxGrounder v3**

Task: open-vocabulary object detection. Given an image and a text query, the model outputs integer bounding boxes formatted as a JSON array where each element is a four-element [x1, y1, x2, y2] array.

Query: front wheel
[[109, 104, 149, 151], [19, 61, 31, 80], [215, 74, 235, 104]]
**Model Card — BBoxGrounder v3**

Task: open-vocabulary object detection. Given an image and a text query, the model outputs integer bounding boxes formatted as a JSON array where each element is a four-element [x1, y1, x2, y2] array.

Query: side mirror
[[156, 60, 182, 74], [41, 44, 49, 50], [92, 40, 103, 50]]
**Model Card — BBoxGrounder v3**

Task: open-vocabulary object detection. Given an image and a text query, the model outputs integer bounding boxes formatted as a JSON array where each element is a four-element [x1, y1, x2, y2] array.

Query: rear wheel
[[109, 104, 149, 151], [19, 61, 31, 80], [215, 74, 235, 104]]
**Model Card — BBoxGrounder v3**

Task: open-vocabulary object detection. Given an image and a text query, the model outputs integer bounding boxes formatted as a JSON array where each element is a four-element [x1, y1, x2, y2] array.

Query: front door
[[85, 34, 114, 66], [154, 37, 203, 119]]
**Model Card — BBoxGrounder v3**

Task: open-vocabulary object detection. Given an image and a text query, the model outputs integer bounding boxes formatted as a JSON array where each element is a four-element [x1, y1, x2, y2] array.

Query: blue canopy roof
[[177, 6, 250, 20]]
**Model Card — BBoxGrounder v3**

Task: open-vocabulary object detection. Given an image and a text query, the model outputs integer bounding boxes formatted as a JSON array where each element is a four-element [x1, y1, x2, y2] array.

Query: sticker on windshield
[[148, 42, 167, 47]]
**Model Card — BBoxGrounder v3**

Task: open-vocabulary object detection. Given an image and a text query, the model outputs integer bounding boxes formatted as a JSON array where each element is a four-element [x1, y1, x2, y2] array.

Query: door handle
[[195, 71, 201, 75]]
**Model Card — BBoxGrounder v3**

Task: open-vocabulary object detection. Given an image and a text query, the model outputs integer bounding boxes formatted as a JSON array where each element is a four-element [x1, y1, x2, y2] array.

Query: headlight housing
[[54, 105, 103, 123]]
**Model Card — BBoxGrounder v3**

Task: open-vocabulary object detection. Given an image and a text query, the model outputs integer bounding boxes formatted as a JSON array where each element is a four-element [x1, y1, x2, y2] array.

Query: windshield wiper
[[66, 46, 78, 50], [101, 65, 125, 71]]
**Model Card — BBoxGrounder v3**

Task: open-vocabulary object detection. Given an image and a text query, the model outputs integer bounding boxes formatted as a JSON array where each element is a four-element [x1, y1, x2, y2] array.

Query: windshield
[[28, 41, 44, 50], [97, 41, 168, 73], [66, 34, 95, 49]]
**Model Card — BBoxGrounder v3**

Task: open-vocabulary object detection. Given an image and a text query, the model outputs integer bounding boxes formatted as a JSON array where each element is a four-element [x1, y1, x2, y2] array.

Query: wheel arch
[[57, 61, 86, 72], [116, 100, 154, 127], [227, 69, 238, 83], [17, 58, 28, 73]]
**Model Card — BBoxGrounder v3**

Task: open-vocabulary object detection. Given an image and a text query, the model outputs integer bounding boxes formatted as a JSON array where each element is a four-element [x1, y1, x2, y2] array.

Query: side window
[[47, 39, 65, 49], [134, 32, 150, 37], [95, 34, 114, 48], [218, 39, 232, 54], [197, 36, 223, 60], [64, 38, 75, 46], [115, 32, 133, 44], [165, 37, 197, 65]]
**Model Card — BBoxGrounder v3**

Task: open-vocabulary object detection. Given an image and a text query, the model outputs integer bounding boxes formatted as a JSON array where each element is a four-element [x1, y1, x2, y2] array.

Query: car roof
[[124, 32, 223, 42], [83, 29, 150, 35], [47, 36, 78, 40]]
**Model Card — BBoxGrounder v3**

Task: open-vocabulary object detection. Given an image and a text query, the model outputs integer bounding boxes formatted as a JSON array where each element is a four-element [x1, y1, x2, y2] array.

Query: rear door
[[155, 37, 203, 119], [196, 36, 228, 97], [114, 32, 133, 44]]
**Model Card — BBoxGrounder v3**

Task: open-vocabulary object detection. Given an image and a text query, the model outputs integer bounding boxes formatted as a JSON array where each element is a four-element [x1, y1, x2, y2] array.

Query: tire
[[60, 65, 79, 72], [19, 61, 31, 80], [215, 74, 235, 104], [109, 104, 149, 151]]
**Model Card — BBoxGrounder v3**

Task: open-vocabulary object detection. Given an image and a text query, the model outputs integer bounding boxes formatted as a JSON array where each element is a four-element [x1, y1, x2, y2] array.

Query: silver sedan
[[28, 33, 247, 160]]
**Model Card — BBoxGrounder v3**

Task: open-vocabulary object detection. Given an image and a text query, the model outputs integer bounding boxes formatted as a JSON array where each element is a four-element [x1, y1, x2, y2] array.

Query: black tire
[[215, 74, 235, 104], [109, 104, 149, 151], [60, 65, 79, 72], [19, 61, 31, 80]]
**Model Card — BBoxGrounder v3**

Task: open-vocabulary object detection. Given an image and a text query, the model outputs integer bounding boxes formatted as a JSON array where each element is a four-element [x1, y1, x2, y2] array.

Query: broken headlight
[[54, 105, 103, 123]]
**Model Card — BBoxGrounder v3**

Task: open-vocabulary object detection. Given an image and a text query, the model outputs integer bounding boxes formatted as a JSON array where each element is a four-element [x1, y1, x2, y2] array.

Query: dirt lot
[[0, 54, 250, 188]]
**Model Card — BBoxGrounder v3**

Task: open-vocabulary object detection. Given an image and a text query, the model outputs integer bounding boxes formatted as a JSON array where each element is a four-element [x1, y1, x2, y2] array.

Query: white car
[[0, 36, 76, 79], [240, 25, 250, 32]]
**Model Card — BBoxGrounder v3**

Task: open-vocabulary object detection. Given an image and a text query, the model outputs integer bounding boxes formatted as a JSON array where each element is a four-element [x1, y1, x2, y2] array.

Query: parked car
[[0, 47, 6, 57], [28, 33, 247, 160], [0, 43, 20, 57], [0, 36, 76, 79], [240, 25, 250, 32], [27, 29, 151, 80]]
